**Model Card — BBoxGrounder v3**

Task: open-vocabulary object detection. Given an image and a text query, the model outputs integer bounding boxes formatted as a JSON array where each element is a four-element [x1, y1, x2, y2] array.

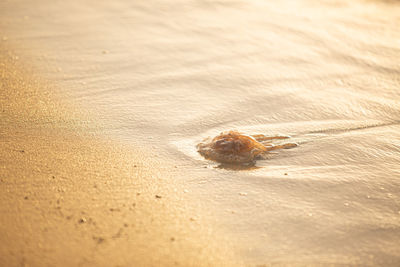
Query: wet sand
[[0, 49, 238, 266], [1, 0, 400, 266]]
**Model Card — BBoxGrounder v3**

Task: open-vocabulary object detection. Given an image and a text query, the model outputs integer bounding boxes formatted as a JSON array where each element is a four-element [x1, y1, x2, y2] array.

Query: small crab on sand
[[197, 130, 298, 164]]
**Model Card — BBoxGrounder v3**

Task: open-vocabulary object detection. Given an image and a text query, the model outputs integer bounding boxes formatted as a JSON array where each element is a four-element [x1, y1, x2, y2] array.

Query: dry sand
[[1, 0, 400, 266]]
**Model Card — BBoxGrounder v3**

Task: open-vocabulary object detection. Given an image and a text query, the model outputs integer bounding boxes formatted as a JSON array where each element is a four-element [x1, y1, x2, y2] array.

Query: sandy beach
[[1, 0, 400, 266], [0, 46, 238, 266]]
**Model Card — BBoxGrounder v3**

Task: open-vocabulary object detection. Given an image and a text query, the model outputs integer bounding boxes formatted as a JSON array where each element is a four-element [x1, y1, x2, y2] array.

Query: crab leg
[[264, 142, 298, 151], [252, 134, 291, 141]]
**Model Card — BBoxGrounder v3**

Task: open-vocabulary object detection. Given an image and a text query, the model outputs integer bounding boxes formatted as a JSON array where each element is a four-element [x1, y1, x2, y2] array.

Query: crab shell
[[196, 131, 267, 164]]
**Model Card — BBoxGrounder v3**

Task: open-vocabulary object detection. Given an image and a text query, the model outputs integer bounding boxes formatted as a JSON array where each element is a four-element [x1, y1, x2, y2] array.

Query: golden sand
[[0, 46, 238, 267]]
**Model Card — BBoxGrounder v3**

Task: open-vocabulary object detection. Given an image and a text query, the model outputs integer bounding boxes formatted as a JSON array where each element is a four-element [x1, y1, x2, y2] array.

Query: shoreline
[[2, 0, 400, 265], [0, 46, 238, 267]]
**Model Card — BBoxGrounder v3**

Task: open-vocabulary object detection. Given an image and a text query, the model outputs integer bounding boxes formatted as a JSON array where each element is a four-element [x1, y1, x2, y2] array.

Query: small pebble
[[79, 217, 87, 223], [239, 192, 248, 196], [109, 208, 120, 212], [93, 236, 105, 244], [155, 195, 162, 199], [284, 173, 288, 175]]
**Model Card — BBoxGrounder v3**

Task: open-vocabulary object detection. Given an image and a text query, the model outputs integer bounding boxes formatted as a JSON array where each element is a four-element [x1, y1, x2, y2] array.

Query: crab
[[196, 130, 297, 164]]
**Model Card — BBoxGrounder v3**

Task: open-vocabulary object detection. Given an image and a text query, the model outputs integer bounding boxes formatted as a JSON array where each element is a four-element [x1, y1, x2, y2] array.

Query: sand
[[1, 0, 400, 266], [0, 47, 238, 266]]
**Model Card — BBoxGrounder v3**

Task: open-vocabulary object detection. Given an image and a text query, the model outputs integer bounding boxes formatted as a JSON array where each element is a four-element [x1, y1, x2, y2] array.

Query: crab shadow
[[214, 161, 261, 171]]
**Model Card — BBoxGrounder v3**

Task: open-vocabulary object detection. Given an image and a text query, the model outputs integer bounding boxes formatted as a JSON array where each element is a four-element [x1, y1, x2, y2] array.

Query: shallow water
[[2, 0, 400, 265]]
